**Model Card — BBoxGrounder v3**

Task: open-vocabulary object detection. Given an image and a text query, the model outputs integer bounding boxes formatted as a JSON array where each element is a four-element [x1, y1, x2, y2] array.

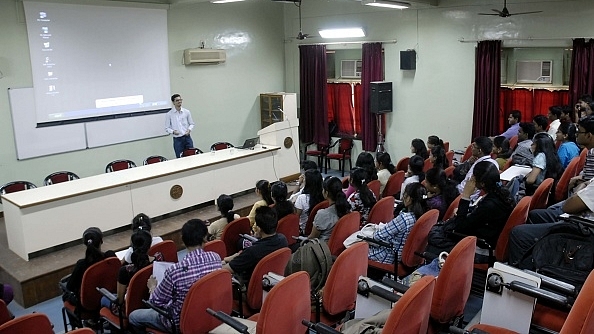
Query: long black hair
[[350, 168, 377, 208], [323, 176, 350, 218], [355, 152, 378, 181], [302, 169, 324, 215], [271, 181, 295, 220], [376, 152, 396, 174], [430, 146, 449, 169], [473, 161, 514, 207], [411, 139, 429, 159], [217, 194, 236, 223], [132, 213, 152, 232], [408, 155, 426, 182], [532, 133, 563, 180], [82, 227, 104, 265], [256, 180, 274, 205], [425, 167, 458, 207], [402, 182, 428, 219], [427, 135, 444, 148], [130, 230, 152, 269]]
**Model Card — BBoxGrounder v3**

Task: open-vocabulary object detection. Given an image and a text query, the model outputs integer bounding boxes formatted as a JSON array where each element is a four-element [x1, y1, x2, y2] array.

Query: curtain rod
[[297, 39, 397, 46], [458, 37, 594, 43]]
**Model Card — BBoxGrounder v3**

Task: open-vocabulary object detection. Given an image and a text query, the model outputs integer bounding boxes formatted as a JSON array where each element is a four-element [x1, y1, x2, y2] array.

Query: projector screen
[[23, 1, 171, 125]]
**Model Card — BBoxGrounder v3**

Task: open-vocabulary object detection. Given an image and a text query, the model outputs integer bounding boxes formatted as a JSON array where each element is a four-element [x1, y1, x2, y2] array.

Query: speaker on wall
[[400, 50, 416, 70], [370, 81, 392, 114]]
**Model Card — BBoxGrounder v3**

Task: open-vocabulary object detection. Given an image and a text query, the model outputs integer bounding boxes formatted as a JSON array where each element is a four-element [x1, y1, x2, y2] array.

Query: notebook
[[236, 137, 258, 149]]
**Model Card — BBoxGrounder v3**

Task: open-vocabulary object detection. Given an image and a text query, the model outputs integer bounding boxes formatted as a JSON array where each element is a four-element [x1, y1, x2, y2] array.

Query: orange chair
[[367, 196, 394, 225], [444, 165, 456, 179], [148, 240, 178, 263], [204, 239, 227, 259], [324, 138, 353, 176], [367, 179, 381, 199], [442, 195, 461, 221], [220, 217, 251, 256], [423, 158, 433, 172], [313, 242, 368, 325], [99, 264, 153, 331], [210, 142, 234, 151], [554, 157, 579, 203], [180, 147, 203, 157], [0, 313, 53, 334], [529, 178, 554, 210], [382, 171, 405, 198], [470, 268, 594, 334], [395, 157, 410, 173], [0, 301, 10, 327], [577, 147, 588, 174], [44, 171, 79, 185], [509, 135, 519, 151], [69, 329, 96, 334], [235, 248, 291, 318], [461, 145, 473, 162], [62, 257, 121, 331], [443, 141, 450, 152], [105, 159, 136, 172], [0, 181, 36, 202], [143, 155, 167, 165], [276, 213, 299, 246], [327, 212, 360, 257], [149, 269, 234, 334], [445, 151, 455, 167], [304, 200, 330, 236], [304, 142, 329, 173], [383, 275, 436, 334], [428, 236, 477, 334], [367, 209, 439, 279]]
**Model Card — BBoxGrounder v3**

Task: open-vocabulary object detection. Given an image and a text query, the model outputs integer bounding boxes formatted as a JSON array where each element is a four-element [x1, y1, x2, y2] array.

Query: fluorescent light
[[319, 28, 365, 39], [362, 0, 410, 9], [210, 0, 245, 3]]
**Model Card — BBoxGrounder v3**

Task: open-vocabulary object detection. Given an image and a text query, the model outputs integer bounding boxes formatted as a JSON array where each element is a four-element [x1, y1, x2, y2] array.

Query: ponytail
[[323, 176, 351, 218], [256, 180, 274, 205], [217, 194, 236, 223], [350, 168, 377, 208]]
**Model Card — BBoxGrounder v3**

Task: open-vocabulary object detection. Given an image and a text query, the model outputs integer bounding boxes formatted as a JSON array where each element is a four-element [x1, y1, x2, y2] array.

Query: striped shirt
[[150, 248, 221, 331], [368, 211, 417, 264], [583, 149, 594, 181]]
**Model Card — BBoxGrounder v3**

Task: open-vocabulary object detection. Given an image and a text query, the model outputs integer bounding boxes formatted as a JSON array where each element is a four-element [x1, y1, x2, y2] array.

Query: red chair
[[105, 159, 136, 173], [148, 240, 178, 263], [204, 240, 227, 259], [444, 165, 456, 179], [367, 179, 381, 199], [382, 275, 436, 334], [44, 171, 79, 185], [577, 147, 588, 174], [210, 142, 234, 151], [180, 148, 203, 157], [461, 145, 473, 162], [529, 178, 554, 210], [327, 212, 360, 257], [395, 157, 410, 173], [423, 158, 433, 172], [304, 142, 329, 173], [509, 135, 519, 151], [554, 157, 579, 203], [312, 242, 368, 325], [0, 181, 36, 203], [443, 141, 450, 152], [445, 151, 455, 167], [367, 196, 394, 225], [220, 217, 251, 256], [324, 138, 354, 176], [382, 171, 405, 198], [143, 155, 167, 165], [0, 301, 11, 327], [0, 313, 53, 334], [276, 213, 299, 246], [442, 195, 461, 221], [304, 200, 330, 236]]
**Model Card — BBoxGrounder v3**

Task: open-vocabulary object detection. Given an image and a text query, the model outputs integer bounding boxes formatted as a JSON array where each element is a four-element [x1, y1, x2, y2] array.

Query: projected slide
[[23, 1, 171, 125]]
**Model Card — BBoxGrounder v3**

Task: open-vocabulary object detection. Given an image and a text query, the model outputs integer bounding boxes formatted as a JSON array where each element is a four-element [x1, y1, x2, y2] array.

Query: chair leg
[[341, 159, 345, 177]]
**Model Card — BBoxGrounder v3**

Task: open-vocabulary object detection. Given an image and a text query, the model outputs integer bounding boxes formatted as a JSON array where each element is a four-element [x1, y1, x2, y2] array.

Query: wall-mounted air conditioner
[[516, 60, 552, 84], [183, 48, 226, 65], [341, 60, 362, 78]]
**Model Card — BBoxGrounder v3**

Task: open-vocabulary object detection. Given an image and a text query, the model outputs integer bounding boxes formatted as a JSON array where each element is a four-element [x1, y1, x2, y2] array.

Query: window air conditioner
[[516, 60, 552, 84], [183, 48, 226, 65], [341, 60, 362, 78]]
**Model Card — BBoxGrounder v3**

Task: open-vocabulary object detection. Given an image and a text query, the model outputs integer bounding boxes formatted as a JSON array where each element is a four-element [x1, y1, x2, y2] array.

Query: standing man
[[165, 94, 195, 158], [547, 106, 562, 137]]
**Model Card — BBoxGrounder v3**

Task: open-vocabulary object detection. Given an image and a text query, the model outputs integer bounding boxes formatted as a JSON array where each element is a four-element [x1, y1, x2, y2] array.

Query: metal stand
[[376, 113, 385, 153]]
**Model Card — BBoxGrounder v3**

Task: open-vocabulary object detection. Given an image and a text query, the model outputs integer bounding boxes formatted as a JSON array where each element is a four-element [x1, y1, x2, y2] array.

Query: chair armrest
[[381, 277, 409, 294], [449, 326, 490, 334], [143, 300, 171, 319], [206, 308, 249, 334], [507, 281, 571, 310], [357, 235, 392, 248], [302, 320, 341, 334], [369, 285, 401, 303], [239, 234, 258, 243], [96, 287, 118, 304], [522, 270, 577, 297]]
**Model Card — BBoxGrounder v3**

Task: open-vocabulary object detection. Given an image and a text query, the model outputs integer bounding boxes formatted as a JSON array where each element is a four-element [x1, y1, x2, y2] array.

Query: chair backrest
[[495, 196, 531, 262], [382, 275, 435, 334], [430, 236, 477, 327], [180, 148, 203, 157], [44, 171, 79, 185], [445, 151, 454, 167], [461, 145, 473, 162], [246, 247, 291, 311], [530, 178, 554, 211], [327, 212, 361, 257], [577, 147, 588, 174], [382, 171, 405, 198], [276, 213, 299, 246], [0, 181, 36, 202], [398, 209, 439, 277], [148, 240, 178, 263], [560, 269, 594, 334], [304, 200, 330, 236], [69, 328, 97, 334], [322, 242, 368, 315], [444, 165, 456, 179], [443, 141, 450, 152], [180, 269, 233, 334], [220, 217, 251, 256], [509, 135, 519, 151], [555, 157, 580, 203], [124, 264, 153, 321], [256, 271, 311, 334], [442, 195, 461, 221], [210, 142, 234, 151], [0, 313, 54, 334], [337, 138, 353, 155], [80, 257, 121, 311], [0, 301, 10, 327], [367, 180, 381, 200], [395, 157, 410, 172], [367, 196, 394, 224], [204, 240, 227, 259], [143, 155, 167, 165], [105, 159, 136, 173], [423, 158, 433, 172], [502, 158, 513, 171]]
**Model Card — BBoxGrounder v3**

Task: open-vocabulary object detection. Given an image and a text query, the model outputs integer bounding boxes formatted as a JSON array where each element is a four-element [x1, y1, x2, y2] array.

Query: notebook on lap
[[237, 137, 258, 149]]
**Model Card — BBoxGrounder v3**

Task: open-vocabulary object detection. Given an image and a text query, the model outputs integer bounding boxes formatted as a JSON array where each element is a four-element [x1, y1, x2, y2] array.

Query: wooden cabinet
[[259, 93, 297, 129]]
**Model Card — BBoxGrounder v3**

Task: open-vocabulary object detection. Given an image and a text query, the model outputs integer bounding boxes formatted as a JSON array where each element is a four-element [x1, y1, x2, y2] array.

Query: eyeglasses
[[174, 99, 183, 102]]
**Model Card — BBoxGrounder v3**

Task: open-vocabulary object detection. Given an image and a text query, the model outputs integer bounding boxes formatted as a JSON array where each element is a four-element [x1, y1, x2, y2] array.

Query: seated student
[[368, 183, 428, 264], [0, 284, 13, 305], [429, 145, 449, 169], [425, 167, 459, 221], [427, 161, 514, 259], [375, 152, 395, 195], [309, 176, 350, 241], [533, 114, 550, 138], [223, 206, 288, 284], [511, 122, 536, 166], [289, 160, 318, 202], [561, 104, 574, 123], [556, 122, 580, 169], [123, 213, 163, 264], [410, 138, 429, 159], [347, 168, 378, 226], [427, 135, 445, 150], [208, 194, 240, 240], [456, 137, 498, 201], [547, 105, 563, 138], [247, 180, 274, 231], [345, 152, 378, 198], [492, 136, 512, 170], [574, 94, 593, 122], [270, 181, 295, 221], [129, 219, 221, 333], [401, 155, 425, 200], [525, 133, 563, 193], [294, 169, 324, 231], [496, 110, 522, 140]]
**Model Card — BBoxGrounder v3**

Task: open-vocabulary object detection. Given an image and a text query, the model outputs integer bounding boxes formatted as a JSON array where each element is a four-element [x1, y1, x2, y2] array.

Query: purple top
[[499, 123, 520, 140]]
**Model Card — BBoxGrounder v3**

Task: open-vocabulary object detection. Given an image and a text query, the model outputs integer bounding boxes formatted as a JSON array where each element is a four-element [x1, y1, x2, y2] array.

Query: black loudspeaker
[[370, 81, 392, 114], [400, 50, 416, 70]]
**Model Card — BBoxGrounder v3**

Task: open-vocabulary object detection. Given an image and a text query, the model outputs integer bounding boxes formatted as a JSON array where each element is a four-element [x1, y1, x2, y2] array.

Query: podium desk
[[1, 146, 294, 261]]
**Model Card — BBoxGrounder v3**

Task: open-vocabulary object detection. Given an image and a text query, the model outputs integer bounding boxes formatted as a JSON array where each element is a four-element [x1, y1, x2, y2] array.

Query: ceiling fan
[[293, 0, 316, 40], [478, 0, 543, 17]]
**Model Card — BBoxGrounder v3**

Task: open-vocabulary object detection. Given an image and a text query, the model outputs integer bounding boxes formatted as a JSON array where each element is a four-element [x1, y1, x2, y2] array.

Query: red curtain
[[299, 45, 329, 145], [361, 43, 384, 151], [498, 88, 569, 133], [354, 83, 362, 136], [472, 40, 501, 139], [569, 38, 594, 105], [327, 83, 355, 136]]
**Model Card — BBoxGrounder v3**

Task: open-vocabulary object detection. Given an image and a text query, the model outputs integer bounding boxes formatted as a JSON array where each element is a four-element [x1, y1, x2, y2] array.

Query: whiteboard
[[85, 113, 166, 148], [8, 87, 87, 159]]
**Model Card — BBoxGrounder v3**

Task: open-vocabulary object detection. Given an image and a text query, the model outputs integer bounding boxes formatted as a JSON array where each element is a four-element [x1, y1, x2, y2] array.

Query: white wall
[[0, 0, 285, 210]]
